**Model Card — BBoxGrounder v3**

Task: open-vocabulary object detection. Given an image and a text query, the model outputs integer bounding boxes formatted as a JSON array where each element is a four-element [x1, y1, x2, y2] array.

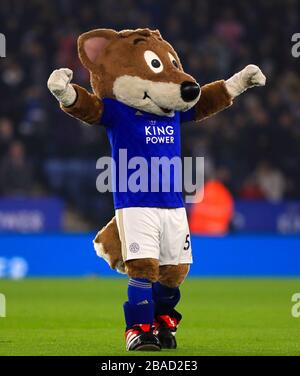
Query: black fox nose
[[181, 81, 200, 102]]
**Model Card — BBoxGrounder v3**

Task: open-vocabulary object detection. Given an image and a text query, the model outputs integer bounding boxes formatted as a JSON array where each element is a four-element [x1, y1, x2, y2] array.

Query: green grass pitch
[[0, 278, 300, 356]]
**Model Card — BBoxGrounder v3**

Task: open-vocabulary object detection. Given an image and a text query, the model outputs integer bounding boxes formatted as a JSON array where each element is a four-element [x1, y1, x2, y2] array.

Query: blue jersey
[[100, 98, 195, 209]]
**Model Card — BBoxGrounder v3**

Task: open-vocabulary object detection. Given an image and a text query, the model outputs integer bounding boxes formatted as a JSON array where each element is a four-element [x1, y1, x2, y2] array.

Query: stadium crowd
[[0, 0, 299, 228]]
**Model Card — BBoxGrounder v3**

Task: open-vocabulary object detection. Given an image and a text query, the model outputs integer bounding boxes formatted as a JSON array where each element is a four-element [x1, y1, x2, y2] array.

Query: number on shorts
[[184, 234, 190, 251]]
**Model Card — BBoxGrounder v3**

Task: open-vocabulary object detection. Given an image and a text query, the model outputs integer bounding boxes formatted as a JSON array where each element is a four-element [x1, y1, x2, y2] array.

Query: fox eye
[[168, 52, 179, 69], [144, 50, 163, 73]]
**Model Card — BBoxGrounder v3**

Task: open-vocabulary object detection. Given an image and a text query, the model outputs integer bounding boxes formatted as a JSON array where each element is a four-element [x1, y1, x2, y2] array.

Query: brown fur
[[78, 28, 194, 99], [159, 264, 190, 288], [61, 28, 232, 125], [93, 217, 123, 271], [195, 80, 232, 122], [126, 258, 159, 282], [62, 84, 104, 124]]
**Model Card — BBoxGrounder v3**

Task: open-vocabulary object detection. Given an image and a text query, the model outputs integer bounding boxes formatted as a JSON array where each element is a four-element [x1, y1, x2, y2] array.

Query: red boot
[[125, 324, 161, 351], [153, 309, 182, 349]]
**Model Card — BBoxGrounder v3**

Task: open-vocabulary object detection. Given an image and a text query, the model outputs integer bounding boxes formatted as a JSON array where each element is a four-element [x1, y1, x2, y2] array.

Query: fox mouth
[[113, 76, 197, 117], [143, 92, 173, 114]]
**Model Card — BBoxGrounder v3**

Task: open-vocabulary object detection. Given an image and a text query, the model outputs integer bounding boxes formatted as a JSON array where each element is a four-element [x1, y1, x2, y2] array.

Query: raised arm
[[194, 65, 266, 122], [195, 80, 232, 122], [47, 68, 103, 125]]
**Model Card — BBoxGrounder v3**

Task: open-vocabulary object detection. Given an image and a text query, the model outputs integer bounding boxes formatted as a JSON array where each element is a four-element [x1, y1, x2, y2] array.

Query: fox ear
[[78, 29, 118, 71], [152, 29, 162, 38]]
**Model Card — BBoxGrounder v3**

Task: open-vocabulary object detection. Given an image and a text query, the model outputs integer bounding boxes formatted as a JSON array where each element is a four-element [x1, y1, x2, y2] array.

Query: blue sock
[[152, 282, 180, 316], [123, 278, 154, 329]]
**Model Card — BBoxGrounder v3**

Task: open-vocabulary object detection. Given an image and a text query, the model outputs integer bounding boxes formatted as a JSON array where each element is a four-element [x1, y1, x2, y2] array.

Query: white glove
[[47, 68, 77, 107], [225, 64, 266, 98]]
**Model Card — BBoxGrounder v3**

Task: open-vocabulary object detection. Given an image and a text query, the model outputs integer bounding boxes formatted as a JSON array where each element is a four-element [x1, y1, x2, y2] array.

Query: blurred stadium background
[[0, 0, 300, 278]]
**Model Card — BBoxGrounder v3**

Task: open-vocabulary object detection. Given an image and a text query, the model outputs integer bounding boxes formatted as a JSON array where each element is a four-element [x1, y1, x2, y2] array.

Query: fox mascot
[[48, 28, 266, 351]]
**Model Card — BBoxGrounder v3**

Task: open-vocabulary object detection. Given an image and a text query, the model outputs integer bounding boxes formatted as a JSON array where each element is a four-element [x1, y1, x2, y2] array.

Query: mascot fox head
[[78, 28, 201, 116]]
